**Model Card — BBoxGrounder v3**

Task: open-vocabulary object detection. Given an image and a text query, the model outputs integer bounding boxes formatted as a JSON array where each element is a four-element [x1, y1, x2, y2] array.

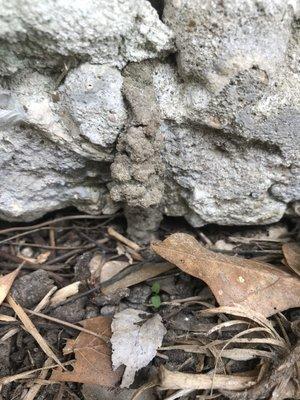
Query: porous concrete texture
[[0, 0, 174, 75], [0, 0, 299, 239]]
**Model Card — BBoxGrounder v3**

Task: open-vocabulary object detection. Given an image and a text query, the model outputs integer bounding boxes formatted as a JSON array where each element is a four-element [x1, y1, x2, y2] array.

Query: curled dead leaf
[[100, 260, 129, 284], [101, 261, 174, 295], [152, 233, 300, 317], [17, 251, 51, 265], [51, 316, 123, 386], [282, 242, 300, 277], [0, 265, 22, 306]]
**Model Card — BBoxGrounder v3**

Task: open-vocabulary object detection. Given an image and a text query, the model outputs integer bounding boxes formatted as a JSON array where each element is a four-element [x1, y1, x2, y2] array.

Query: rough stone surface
[[164, 0, 294, 91], [0, 0, 299, 238], [158, 0, 300, 226], [126, 284, 152, 304], [11, 270, 54, 309], [60, 64, 126, 149], [50, 298, 86, 323], [0, 0, 174, 76], [0, 64, 122, 220]]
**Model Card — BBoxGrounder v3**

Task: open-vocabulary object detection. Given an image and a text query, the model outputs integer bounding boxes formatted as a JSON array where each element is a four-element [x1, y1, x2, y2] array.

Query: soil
[[0, 210, 299, 400]]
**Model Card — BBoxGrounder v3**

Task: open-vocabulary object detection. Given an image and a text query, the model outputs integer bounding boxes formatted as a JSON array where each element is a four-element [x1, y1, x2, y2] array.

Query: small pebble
[[20, 247, 34, 258], [127, 284, 152, 304], [85, 305, 99, 319], [50, 298, 86, 323], [100, 305, 116, 316], [213, 240, 234, 251], [117, 302, 129, 312], [94, 288, 130, 306], [11, 270, 54, 309], [161, 293, 170, 302]]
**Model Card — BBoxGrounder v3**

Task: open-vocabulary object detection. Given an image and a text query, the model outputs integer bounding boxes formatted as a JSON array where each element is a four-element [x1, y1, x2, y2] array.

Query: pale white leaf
[[111, 309, 166, 388]]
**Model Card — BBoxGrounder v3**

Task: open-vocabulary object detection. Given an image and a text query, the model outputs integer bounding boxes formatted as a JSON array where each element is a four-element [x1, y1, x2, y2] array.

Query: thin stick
[[163, 389, 195, 400], [0, 361, 73, 385], [35, 287, 58, 313], [7, 295, 64, 368], [49, 226, 56, 254], [25, 308, 109, 342], [0, 262, 70, 272], [45, 243, 96, 265], [0, 227, 76, 246], [23, 358, 52, 400], [9, 242, 90, 250], [0, 215, 119, 246], [159, 367, 257, 391], [0, 214, 118, 235], [107, 226, 141, 251], [3, 301, 109, 342]]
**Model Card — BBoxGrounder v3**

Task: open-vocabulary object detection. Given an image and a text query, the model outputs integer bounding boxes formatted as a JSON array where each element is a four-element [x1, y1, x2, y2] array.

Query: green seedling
[[151, 282, 161, 309]]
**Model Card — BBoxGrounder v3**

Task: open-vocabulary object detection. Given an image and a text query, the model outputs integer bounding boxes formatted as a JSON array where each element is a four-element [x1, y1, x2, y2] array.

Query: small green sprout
[[151, 282, 161, 309]]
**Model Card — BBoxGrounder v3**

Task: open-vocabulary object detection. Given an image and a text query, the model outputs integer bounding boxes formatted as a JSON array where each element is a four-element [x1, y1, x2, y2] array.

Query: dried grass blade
[[160, 345, 274, 361], [0, 327, 19, 342], [200, 305, 281, 340], [26, 308, 109, 342], [23, 358, 52, 400], [206, 327, 287, 349], [219, 348, 274, 361], [34, 286, 58, 312], [0, 362, 72, 385], [206, 319, 250, 335], [0, 314, 17, 322], [7, 295, 64, 368]]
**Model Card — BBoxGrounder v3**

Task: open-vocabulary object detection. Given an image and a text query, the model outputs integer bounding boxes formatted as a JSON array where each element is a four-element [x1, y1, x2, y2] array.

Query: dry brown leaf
[[102, 261, 174, 294], [17, 251, 51, 265], [51, 316, 122, 386], [7, 295, 63, 368], [89, 255, 129, 283], [152, 233, 300, 317], [0, 265, 22, 306], [282, 242, 300, 277], [100, 260, 129, 283]]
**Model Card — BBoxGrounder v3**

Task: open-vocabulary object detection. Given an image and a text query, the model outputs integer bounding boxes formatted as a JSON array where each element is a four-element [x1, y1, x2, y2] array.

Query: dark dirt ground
[[0, 209, 299, 400]]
